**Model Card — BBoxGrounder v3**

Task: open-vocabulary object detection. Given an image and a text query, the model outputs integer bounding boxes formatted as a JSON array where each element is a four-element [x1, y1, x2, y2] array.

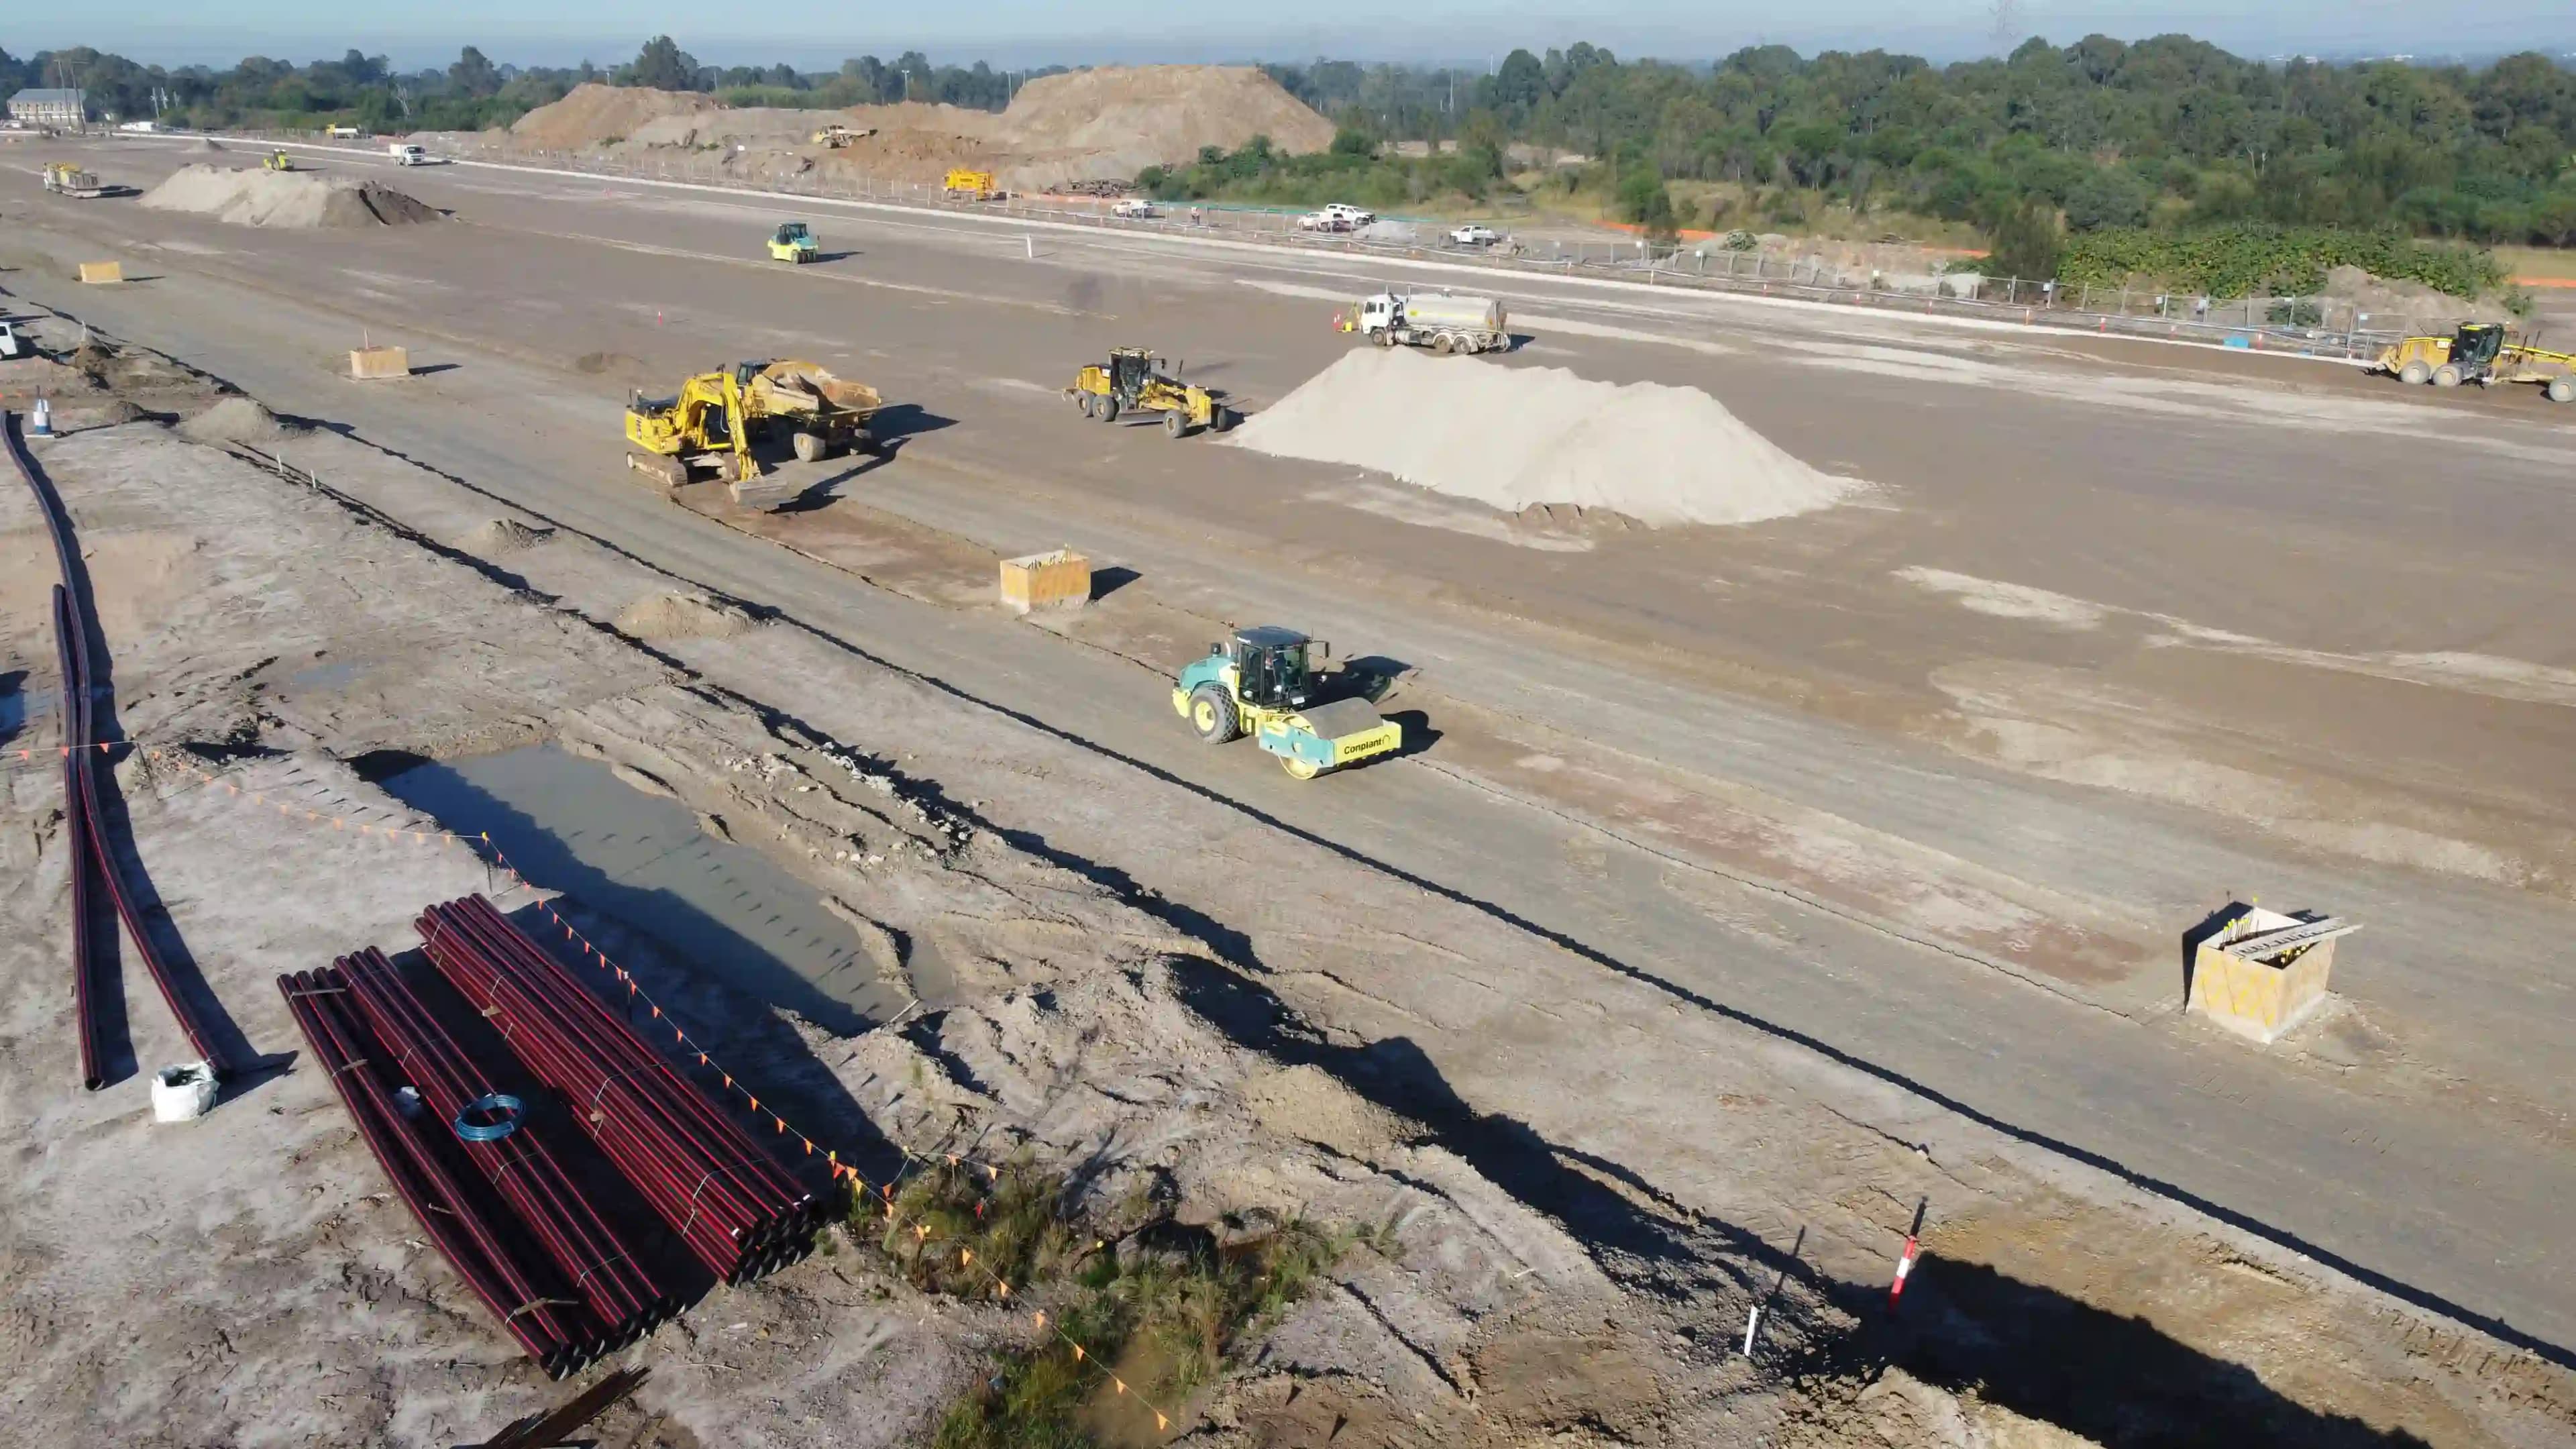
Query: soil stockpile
[[140, 165, 439, 229], [503, 66, 1333, 188], [508, 81, 717, 149], [178, 395, 289, 443], [1231, 348, 1866, 528], [998, 64, 1334, 175], [614, 590, 754, 639]]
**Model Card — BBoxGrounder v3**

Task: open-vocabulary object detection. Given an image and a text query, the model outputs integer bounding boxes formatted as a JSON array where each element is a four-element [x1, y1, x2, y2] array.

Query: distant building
[[7, 88, 85, 128]]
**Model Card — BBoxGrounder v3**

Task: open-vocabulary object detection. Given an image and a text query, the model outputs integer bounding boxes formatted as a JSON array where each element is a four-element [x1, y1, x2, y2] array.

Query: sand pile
[[464, 518, 554, 553], [996, 66, 1334, 181], [178, 395, 290, 443], [1231, 349, 1864, 528], [140, 165, 440, 229], [614, 591, 755, 640], [509, 82, 717, 149]]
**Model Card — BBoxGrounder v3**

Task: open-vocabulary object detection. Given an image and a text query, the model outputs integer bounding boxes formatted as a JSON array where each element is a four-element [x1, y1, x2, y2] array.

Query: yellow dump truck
[[625, 359, 882, 487]]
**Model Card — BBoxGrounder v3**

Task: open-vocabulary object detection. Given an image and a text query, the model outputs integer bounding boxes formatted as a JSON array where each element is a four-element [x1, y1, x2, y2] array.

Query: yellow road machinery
[[625, 360, 882, 487], [40, 163, 107, 198], [765, 221, 819, 262], [1066, 347, 1233, 438], [1172, 626, 1402, 780]]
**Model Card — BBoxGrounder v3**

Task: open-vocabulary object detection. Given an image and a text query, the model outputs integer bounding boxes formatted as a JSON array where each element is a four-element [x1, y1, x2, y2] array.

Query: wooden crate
[[348, 345, 411, 380], [999, 549, 1091, 614], [76, 261, 123, 284], [2188, 907, 2355, 1045]]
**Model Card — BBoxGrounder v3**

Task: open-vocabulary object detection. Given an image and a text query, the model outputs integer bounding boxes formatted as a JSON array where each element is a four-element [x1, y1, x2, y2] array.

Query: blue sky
[[11, 1, 2573, 69]]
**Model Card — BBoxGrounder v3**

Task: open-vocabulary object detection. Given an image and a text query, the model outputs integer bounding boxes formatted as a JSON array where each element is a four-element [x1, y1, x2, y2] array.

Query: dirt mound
[[464, 518, 554, 553], [510, 82, 718, 150], [178, 395, 289, 443], [512, 68, 1330, 188], [1001, 65, 1334, 178], [2322, 264, 2512, 323], [1230, 347, 1866, 528], [140, 165, 439, 229], [614, 591, 755, 640]]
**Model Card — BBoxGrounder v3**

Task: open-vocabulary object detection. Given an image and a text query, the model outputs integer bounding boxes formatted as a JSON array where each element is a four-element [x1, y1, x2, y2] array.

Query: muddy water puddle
[[376, 743, 904, 1032]]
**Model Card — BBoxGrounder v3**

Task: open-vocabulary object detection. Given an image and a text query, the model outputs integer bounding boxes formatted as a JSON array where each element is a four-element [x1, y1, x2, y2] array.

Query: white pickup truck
[[1345, 291, 1511, 354]]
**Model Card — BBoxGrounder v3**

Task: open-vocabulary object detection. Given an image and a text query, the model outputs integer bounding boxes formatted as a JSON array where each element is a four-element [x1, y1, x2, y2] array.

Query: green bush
[[2057, 224, 2506, 299], [1987, 201, 2063, 283]]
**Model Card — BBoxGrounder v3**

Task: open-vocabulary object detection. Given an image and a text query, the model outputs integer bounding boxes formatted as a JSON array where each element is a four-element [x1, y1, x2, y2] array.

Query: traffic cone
[[30, 398, 52, 438]]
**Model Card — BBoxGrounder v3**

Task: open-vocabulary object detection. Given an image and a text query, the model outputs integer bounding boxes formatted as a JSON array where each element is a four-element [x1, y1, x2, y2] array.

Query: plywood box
[[2188, 907, 2356, 1045], [348, 345, 410, 380], [76, 261, 123, 284], [999, 549, 1091, 614]]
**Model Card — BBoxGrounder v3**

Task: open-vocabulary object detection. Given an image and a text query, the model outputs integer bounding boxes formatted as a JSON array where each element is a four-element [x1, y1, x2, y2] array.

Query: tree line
[[0, 38, 1059, 136], [9, 33, 2569, 256], [1255, 38, 2576, 248]]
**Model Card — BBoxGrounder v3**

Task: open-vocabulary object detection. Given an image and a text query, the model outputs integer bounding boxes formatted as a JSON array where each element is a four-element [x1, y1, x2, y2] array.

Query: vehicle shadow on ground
[[0, 667, 23, 749], [1795, 1256, 2437, 1447], [868, 402, 954, 447]]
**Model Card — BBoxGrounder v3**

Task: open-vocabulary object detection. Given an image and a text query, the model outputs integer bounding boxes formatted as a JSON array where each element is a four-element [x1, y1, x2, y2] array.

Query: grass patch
[[866, 1164, 1360, 1448]]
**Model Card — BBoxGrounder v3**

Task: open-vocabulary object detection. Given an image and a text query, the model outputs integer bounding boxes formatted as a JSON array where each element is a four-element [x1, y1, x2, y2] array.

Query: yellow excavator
[[625, 360, 883, 488], [262, 150, 296, 172]]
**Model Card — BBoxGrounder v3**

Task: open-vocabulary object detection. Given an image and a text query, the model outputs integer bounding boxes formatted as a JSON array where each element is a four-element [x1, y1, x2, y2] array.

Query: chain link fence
[[213, 132, 2475, 364]]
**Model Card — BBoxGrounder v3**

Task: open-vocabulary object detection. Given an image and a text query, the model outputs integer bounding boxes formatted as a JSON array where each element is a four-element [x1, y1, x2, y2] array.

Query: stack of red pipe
[[417, 896, 821, 1283], [336, 948, 672, 1347], [276, 965, 612, 1377]]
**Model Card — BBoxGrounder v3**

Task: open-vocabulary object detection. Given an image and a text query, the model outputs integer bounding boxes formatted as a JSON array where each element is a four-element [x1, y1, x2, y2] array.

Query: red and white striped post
[[1888, 1233, 1921, 1309], [1889, 1197, 1927, 1311]]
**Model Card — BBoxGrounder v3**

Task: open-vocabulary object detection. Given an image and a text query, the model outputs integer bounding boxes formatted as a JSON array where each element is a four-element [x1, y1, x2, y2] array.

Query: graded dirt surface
[[6, 137, 2576, 1442]]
